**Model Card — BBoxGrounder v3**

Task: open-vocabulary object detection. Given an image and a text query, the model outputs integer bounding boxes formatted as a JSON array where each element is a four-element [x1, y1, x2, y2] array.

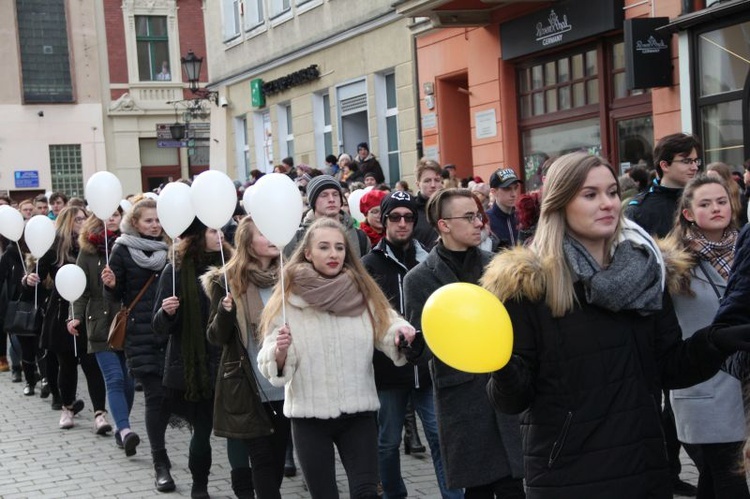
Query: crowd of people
[[2, 133, 750, 499]]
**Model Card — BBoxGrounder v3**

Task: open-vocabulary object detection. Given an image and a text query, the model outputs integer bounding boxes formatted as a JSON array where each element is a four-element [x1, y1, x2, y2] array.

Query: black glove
[[709, 323, 750, 355]]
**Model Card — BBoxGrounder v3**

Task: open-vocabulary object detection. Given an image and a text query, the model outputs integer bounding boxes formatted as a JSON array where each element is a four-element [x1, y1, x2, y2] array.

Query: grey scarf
[[563, 235, 662, 316], [115, 234, 168, 271]]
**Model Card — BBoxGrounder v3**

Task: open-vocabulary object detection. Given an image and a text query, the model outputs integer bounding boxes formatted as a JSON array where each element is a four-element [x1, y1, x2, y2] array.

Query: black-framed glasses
[[442, 212, 484, 224], [673, 157, 702, 166], [386, 213, 415, 223]]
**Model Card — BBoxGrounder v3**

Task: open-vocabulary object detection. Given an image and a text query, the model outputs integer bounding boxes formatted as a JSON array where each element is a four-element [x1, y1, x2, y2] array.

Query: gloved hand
[[709, 323, 750, 355]]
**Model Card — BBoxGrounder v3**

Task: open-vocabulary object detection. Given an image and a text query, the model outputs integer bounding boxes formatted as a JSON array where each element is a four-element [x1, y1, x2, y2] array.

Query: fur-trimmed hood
[[656, 237, 697, 296], [480, 246, 548, 303], [200, 265, 225, 296]]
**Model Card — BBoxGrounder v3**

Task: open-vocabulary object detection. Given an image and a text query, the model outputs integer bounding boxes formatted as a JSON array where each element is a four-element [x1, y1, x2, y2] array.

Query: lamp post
[[180, 50, 218, 105]]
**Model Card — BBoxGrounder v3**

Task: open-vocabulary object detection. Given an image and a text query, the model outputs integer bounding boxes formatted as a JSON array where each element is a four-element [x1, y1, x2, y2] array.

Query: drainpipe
[[411, 32, 424, 161]]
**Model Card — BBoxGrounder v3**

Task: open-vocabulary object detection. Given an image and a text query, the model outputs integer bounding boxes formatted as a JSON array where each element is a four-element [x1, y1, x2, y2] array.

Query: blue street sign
[[14, 170, 39, 188], [157, 139, 189, 148]]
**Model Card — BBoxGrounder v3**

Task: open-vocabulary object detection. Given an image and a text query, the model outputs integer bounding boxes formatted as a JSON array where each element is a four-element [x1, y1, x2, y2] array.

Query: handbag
[[4, 300, 44, 337], [107, 274, 155, 350]]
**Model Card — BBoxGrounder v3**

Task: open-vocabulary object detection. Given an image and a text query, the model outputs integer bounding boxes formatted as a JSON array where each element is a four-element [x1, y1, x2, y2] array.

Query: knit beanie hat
[[359, 189, 388, 217], [306, 174, 342, 209], [380, 190, 418, 226]]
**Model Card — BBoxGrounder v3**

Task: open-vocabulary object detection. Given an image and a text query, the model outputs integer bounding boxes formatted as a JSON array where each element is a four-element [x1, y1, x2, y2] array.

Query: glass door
[[614, 116, 654, 175]]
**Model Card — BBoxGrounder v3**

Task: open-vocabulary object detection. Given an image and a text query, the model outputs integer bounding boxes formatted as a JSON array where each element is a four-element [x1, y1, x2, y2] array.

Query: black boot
[[189, 451, 211, 499], [230, 468, 255, 499], [403, 400, 425, 455], [284, 441, 297, 477], [152, 449, 176, 492]]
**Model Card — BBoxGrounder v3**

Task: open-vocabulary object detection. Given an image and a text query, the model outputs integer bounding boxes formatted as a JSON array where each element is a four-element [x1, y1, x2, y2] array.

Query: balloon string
[[70, 302, 77, 358], [16, 241, 27, 275], [172, 242, 176, 297], [34, 261, 38, 309], [219, 232, 229, 297], [280, 249, 287, 325], [103, 218, 110, 267]]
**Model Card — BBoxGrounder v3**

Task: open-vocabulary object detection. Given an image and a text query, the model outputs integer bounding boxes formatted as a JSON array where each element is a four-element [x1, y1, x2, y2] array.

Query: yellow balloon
[[421, 282, 513, 373]]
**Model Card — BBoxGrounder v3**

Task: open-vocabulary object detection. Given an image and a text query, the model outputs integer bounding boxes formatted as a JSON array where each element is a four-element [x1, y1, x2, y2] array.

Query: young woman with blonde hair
[[482, 152, 750, 499], [706, 162, 746, 226], [257, 217, 417, 499]]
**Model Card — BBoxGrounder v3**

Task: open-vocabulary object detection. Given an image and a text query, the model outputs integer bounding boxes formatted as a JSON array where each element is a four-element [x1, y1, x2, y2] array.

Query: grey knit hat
[[306, 174, 342, 209]]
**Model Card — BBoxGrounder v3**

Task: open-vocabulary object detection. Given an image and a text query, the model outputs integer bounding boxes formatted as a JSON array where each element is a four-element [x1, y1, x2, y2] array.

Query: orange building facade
[[398, 0, 750, 188]]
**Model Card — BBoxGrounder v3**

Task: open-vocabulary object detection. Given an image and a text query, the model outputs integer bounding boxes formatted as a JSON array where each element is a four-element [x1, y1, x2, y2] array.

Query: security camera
[[219, 96, 229, 108], [37, 110, 44, 117]]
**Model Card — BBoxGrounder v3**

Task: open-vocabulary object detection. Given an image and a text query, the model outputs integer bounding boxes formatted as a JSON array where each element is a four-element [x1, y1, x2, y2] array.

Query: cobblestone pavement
[[0, 367, 699, 498]]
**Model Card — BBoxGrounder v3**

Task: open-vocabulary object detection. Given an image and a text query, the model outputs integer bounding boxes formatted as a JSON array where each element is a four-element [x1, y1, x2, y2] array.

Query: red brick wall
[[177, 0, 208, 99], [104, 1, 128, 84]]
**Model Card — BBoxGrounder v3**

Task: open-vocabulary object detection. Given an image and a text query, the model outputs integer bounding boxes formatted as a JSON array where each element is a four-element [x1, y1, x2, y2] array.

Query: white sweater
[[257, 294, 409, 419]]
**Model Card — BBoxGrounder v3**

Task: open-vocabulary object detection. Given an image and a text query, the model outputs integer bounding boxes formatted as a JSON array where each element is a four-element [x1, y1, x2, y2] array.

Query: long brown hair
[[54, 206, 85, 267], [223, 216, 278, 298], [259, 218, 393, 342], [707, 162, 743, 226]]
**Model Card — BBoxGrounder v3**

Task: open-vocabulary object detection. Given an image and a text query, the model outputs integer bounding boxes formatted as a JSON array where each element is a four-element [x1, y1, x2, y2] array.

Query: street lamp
[[180, 50, 219, 105]]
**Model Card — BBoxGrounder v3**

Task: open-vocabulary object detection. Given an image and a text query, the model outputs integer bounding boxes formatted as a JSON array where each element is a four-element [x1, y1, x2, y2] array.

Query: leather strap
[[126, 274, 156, 313]]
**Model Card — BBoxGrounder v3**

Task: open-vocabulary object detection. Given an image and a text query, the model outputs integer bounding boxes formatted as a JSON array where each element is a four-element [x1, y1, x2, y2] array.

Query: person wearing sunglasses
[[404, 188, 524, 497], [625, 132, 704, 497]]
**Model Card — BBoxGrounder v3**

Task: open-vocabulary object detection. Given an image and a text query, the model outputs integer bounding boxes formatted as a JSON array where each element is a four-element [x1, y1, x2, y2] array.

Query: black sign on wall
[[624, 18, 672, 90], [500, 0, 624, 60]]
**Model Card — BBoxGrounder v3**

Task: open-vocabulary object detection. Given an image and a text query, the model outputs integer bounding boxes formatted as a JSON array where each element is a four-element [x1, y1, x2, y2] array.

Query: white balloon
[[247, 173, 303, 248], [120, 199, 133, 213], [24, 215, 56, 259], [157, 182, 195, 238], [0, 205, 24, 241], [348, 189, 367, 223], [55, 264, 86, 302], [190, 170, 237, 229], [143, 192, 158, 200], [242, 186, 255, 216], [86, 172, 123, 220]]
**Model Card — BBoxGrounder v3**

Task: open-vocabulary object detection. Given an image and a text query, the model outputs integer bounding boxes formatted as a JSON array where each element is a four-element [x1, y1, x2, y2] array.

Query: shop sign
[[14, 170, 39, 188], [624, 18, 672, 89], [500, 0, 623, 59]]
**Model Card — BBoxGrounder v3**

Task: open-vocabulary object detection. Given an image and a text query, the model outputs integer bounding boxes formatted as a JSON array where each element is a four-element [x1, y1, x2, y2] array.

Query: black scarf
[[563, 235, 662, 316], [435, 241, 484, 285]]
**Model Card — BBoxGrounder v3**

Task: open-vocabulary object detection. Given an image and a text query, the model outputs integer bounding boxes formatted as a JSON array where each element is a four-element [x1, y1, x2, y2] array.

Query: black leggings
[[292, 412, 379, 499], [135, 374, 170, 453], [17, 335, 38, 384], [696, 441, 750, 499], [57, 351, 106, 411], [464, 476, 526, 498]]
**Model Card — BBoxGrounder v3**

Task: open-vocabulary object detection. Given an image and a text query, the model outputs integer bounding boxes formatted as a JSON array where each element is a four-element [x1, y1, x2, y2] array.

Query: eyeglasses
[[442, 212, 484, 224], [386, 213, 416, 223], [74, 217, 86, 223], [368, 208, 382, 215], [673, 157, 702, 166]]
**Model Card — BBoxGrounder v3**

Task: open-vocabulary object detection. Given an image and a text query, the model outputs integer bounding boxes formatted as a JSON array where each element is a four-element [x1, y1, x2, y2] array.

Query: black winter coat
[[483, 247, 726, 499], [412, 193, 438, 251], [152, 262, 221, 392], [624, 180, 683, 238], [105, 242, 166, 378], [362, 238, 431, 390], [0, 244, 26, 323]]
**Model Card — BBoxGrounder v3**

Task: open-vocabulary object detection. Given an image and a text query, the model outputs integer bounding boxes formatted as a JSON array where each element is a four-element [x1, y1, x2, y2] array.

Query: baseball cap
[[489, 168, 521, 189]]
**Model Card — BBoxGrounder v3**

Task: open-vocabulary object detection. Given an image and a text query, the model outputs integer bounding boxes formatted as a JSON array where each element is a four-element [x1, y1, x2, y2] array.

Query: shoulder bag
[[107, 274, 155, 350], [4, 299, 43, 337]]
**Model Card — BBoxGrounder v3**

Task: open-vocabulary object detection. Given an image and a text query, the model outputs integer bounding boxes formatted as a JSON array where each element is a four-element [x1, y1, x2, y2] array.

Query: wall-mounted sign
[[251, 78, 265, 107], [262, 65, 320, 97], [14, 170, 39, 188], [624, 18, 672, 89], [475, 109, 497, 140], [422, 113, 437, 130], [500, 0, 623, 59]]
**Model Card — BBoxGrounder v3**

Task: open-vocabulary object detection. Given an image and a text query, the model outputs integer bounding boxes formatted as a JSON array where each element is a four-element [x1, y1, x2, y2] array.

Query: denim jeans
[[377, 387, 463, 499], [95, 350, 134, 432], [8, 334, 21, 369]]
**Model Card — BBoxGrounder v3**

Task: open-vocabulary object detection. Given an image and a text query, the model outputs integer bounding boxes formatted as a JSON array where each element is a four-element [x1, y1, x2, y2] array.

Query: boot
[[230, 468, 255, 499], [11, 366, 22, 383], [152, 449, 176, 492], [403, 401, 425, 455], [284, 441, 297, 477], [189, 452, 212, 499]]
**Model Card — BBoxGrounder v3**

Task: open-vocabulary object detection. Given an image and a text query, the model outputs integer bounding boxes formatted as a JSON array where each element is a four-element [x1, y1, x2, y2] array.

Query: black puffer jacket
[[105, 242, 166, 378], [483, 247, 726, 499], [412, 192, 438, 251], [362, 238, 431, 390], [152, 262, 221, 392], [624, 180, 683, 238]]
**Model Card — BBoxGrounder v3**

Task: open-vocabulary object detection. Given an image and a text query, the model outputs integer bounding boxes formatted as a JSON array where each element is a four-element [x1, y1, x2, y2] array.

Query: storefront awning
[[657, 0, 750, 34]]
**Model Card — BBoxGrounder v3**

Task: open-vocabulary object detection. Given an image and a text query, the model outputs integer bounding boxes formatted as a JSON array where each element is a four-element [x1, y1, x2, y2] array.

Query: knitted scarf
[[180, 252, 222, 402], [563, 235, 663, 316], [290, 263, 366, 316], [686, 227, 737, 280], [360, 222, 383, 247], [115, 234, 168, 271]]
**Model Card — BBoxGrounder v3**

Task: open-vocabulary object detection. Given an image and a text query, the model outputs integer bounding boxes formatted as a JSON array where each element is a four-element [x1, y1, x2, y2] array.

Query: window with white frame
[[270, 0, 291, 18], [235, 117, 250, 181], [384, 72, 400, 182], [49, 145, 84, 197], [278, 103, 294, 160], [222, 0, 241, 41], [323, 94, 333, 158], [244, 0, 264, 30], [313, 93, 334, 168]]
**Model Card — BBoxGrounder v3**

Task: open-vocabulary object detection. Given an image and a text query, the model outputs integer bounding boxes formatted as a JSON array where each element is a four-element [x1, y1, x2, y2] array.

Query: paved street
[[0, 366, 699, 498]]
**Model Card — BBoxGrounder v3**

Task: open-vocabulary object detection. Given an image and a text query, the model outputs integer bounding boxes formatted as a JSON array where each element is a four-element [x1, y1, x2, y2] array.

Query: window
[[235, 117, 250, 180], [323, 94, 333, 158], [611, 42, 646, 100], [314, 93, 334, 167], [244, 0, 264, 30], [696, 20, 750, 167], [17, 0, 73, 103], [136, 16, 171, 81], [278, 104, 294, 160], [384, 72, 400, 183], [270, 0, 291, 18], [49, 145, 83, 197], [222, 0, 240, 40]]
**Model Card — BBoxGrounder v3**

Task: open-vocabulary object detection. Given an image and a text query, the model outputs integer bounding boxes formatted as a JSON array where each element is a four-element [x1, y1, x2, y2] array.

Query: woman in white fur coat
[[257, 217, 416, 499]]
